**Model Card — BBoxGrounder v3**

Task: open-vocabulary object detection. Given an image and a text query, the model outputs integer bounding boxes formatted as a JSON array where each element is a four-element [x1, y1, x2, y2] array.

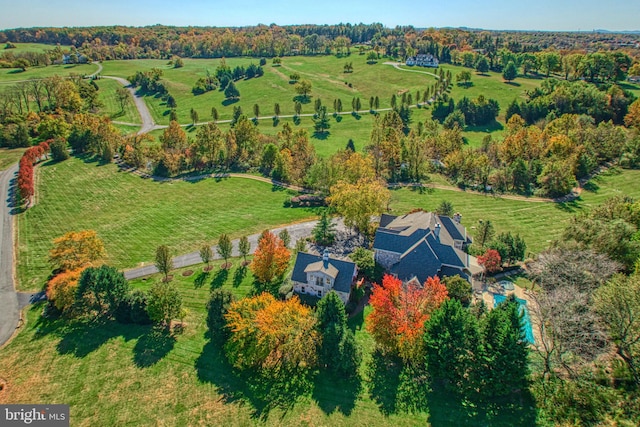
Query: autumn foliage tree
[[46, 268, 84, 312], [49, 230, 105, 272], [367, 274, 448, 363], [17, 140, 50, 204], [478, 249, 502, 273], [250, 230, 290, 286], [224, 293, 318, 373]]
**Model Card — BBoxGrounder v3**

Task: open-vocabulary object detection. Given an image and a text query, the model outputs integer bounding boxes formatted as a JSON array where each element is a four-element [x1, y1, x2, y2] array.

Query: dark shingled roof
[[390, 240, 440, 284], [291, 252, 356, 294], [374, 211, 481, 283]]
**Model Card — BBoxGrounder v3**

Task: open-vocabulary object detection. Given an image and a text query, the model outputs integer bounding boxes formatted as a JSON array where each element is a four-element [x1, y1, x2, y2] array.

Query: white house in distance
[[291, 250, 357, 304], [406, 53, 439, 68]]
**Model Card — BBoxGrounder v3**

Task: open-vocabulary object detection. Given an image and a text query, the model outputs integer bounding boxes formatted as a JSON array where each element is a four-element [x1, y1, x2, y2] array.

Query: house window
[[325, 277, 331, 286], [301, 286, 305, 294], [317, 289, 322, 297]]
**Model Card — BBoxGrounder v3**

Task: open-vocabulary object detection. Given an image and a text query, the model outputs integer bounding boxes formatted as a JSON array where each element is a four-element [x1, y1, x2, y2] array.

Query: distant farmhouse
[[291, 250, 358, 304], [405, 53, 439, 68], [373, 211, 483, 286]]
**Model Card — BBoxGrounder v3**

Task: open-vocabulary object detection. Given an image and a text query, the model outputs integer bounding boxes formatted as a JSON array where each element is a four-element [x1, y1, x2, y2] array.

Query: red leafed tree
[[479, 249, 502, 273], [368, 274, 449, 362], [17, 141, 51, 204], [250, 230, 291, 285]]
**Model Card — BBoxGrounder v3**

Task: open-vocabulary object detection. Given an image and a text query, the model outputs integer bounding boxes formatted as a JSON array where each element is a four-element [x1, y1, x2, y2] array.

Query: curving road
[[0, 165, 19, 346], [102, 75, 158, 134]]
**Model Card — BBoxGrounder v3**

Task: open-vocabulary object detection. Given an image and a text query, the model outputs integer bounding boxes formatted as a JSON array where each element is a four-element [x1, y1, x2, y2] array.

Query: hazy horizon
[[1, 0, 638, 33]]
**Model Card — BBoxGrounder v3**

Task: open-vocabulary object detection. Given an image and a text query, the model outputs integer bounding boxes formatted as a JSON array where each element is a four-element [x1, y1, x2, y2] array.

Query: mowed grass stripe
[[95, 78, 141, 123], [17, 156, 318, 291]]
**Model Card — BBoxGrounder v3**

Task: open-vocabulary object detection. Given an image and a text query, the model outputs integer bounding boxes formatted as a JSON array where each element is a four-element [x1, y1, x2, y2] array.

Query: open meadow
[[16, 156, 320, 291]]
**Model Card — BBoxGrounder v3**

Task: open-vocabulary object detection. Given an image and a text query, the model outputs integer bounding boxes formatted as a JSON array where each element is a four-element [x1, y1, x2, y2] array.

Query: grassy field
[[99, 57, 439, 126], [99, 57, 543, 153], [0, 254, 441, 426], [0, 147, 25, 170], [95, 78, 140, 123], [1, 42, 68, 54], [0, 63, 98, 85], [16, 156, 320, 291], [389, 167, 640, 257]]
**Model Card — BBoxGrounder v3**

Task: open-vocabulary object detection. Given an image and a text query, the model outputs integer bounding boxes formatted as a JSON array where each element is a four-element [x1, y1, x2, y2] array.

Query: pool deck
[[473, 279, 541, 345]]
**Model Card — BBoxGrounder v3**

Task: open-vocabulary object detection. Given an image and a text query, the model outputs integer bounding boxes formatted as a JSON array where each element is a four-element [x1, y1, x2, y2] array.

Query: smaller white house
[[291, 250, 357, 304]]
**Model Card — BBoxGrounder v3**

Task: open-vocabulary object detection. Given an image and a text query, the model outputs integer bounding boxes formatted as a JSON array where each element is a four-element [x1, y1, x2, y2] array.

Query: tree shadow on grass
[[312, 131, 330, 140], [194, 271, 210, 289], [211, 268, 229, 289], [366, 350, 402, 415], [132, 327, 176, 368], [312, 372, 361, 416], [34, 314, 144, 358], [554, 199, 583, 213], [367, 351, 429, 416], [233, 266, 247, 288], [426, 386, 479, 426], [195, 334, 312, 420]]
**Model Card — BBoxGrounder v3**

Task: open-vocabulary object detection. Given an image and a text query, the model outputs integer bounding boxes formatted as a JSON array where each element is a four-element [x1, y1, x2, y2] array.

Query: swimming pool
[[493, 294, 535, 344]]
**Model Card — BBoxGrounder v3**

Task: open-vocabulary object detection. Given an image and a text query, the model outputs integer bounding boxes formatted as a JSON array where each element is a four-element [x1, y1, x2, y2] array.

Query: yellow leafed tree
[[49, 230, 105, 271]]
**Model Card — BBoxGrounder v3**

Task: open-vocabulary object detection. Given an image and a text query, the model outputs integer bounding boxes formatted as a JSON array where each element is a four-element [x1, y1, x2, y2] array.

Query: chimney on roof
[[434, 223, 441, 240], [453, 212, 462, 224], [323, 249, 329, 269]]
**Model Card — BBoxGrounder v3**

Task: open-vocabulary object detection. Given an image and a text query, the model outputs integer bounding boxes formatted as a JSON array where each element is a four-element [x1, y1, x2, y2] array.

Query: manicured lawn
[[95, 78, 140, 123], [389, 167, 640, 256], [97, 57, 544, 156], [100, 57, 438, 126], [16, 156, 320, 291], [436, 64, 543, 122], [0, 63, 98, 84], [0, 258, 429, 426], [0, 147, 25, 170]]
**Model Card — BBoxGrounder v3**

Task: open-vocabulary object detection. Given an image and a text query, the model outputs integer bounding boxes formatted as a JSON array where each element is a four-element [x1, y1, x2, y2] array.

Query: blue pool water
[[493, 294, 535, 344]]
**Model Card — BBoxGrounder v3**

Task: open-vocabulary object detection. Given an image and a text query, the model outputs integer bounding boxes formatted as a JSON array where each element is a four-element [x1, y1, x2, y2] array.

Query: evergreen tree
[[316, 291, 361, 377], [503, 61, 518, 82], [478, 297, 529, 399], [312, 210, 336, 246], [224, 81, 240, 99], [313, 106, 330, 134], [424, 299, 480, 393]]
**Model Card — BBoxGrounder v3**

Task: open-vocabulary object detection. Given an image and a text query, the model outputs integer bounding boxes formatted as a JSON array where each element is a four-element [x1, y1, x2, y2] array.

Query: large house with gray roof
[[373, 211, 483, 286], [291, 250, 358, 304]]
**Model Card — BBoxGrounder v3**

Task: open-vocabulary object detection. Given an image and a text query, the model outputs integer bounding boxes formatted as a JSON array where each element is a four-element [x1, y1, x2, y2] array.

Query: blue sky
[[1, 0, 638, 31]]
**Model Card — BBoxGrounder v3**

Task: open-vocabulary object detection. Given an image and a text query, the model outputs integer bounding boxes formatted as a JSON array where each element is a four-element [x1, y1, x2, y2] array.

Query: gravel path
[[0, 165, 19, 346]]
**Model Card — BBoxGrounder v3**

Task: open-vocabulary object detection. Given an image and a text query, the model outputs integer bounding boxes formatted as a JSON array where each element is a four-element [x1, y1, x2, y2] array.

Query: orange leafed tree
[[224, 293, 318, 371], [46, 268, 84, 312], [49, 230, 105, 271], [250, 230, 291, 284], [368, 274, 449, 362]]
